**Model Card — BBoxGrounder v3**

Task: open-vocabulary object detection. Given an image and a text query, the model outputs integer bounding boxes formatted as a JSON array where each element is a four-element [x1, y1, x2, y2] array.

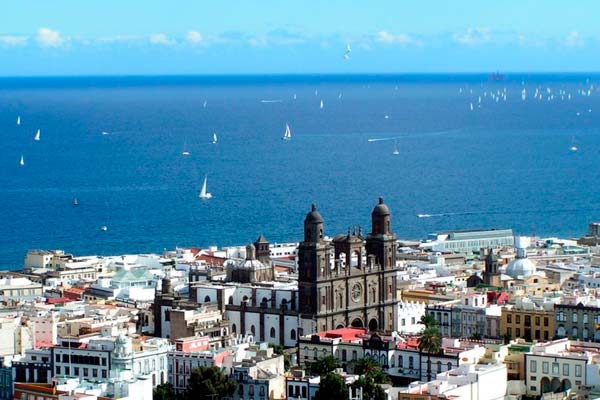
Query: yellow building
[[501, 298, 555, 342]]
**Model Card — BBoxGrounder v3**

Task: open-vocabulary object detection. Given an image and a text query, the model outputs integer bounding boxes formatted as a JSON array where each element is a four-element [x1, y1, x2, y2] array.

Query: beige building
[[501, 297, 555, 342]]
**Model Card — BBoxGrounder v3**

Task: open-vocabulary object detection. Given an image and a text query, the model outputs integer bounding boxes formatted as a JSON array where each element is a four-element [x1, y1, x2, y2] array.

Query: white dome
[[506, 257, 536, 278]]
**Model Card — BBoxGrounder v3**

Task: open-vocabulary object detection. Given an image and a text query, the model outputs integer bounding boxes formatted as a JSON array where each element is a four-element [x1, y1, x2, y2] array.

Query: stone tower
[[483, 248, 501, 287]]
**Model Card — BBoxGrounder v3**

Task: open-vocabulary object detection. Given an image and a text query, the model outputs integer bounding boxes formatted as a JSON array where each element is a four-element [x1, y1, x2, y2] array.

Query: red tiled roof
[[316, 327, 368, 341]]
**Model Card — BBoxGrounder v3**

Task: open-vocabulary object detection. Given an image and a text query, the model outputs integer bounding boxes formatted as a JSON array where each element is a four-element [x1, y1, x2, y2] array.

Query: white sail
[[203, 100, 207, 108], [182, 139, 190, 155], [283, 123, 292, 140], [199, 175, 213, 199], [212, 133, 218, 144], [570, 136, 578, 152], [17, 116, 20, 126], [20, 155, 24, 166], [320, 100, 324, 109], [34, 129, 40, 141], [393, 141, 400, 155]]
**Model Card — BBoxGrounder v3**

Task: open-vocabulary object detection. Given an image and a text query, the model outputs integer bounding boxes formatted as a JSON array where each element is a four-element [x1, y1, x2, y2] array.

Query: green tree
[[419, 325, 442, 381], [350, 357, 389, 384], [420, 314, 437, 328], [181, 366, 237, 400], [315, 372, 348, 400], [470, 332, 482, 341], [351, 375, 387, 400], [307, 355, 338, 376], [269, 343, 291, 371], [153, 382, 176, 400]]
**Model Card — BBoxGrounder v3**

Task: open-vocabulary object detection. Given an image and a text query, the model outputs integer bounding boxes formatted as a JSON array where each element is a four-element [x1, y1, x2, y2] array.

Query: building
[[0, 276, 42, 301], [298, 198, 400, 334], [397, 301, 426, 335], [429, 229, 514, 254], [398, 363, 507, 400], [524, 339, 600, 396], [501, 297, 555, 342], [555, 297, 600, 341], [232, 344, 285, 400], [286, 370, 320, 400]]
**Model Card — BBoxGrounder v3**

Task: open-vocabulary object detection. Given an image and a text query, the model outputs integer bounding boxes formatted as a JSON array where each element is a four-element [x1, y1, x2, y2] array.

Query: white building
[[397, 301, 426, 335]]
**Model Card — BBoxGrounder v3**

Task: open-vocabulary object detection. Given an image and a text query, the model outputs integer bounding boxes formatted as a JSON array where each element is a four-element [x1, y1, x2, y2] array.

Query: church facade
[[298, 198, 400, 335]]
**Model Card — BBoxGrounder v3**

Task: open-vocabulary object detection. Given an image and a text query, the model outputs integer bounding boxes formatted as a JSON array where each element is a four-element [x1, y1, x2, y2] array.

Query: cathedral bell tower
[[365, 197, 396, 269], [298, 204, 330, 316]]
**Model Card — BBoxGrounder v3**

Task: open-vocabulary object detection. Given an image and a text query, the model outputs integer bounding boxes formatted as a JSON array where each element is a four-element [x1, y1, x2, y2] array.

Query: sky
[[1, 1, 599, 76]]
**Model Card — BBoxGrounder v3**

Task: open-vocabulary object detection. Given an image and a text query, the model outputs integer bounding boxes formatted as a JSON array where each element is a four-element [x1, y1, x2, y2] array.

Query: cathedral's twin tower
[[298, 197, 400, 334]]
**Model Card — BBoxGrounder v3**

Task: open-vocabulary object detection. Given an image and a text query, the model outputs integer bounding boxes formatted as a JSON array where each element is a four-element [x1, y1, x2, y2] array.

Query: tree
[[419, 325, 442, 381], [307, 355, 338, 376], [351, 357, 389, 384], [470, 332, 482, 341], [351, 376, 387, 400], [269, 343, 291, 371], [153, 382, 176, 400], [181, 366, 237, 400], [315, 372, 348, 400], [420, 314, 437, 328]]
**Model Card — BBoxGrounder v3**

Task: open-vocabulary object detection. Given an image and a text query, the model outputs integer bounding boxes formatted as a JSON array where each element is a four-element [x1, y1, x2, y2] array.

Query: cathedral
[[298, 197, 400, 334]]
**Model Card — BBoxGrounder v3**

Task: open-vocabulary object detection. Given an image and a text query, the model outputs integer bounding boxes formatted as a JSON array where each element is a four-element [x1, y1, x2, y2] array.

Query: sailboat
[[392, 141, 400, 155], [182, 139, 191, 156], [16, 116, 20, 126], [570, 136, 578, 152], [212, 132, 218, 144], [199, 175, 213, 200], [320, 100, 324, 110], [73, 197, 79, 206], [34, 129, 40, 141], [203, 100, 207, 108], [20, 155, 24, 166], [282, 123, 292, 140]]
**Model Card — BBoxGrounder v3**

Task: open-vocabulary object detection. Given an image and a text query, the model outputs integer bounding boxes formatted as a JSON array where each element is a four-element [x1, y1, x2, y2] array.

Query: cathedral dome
[[506, 257, 536, 278], [372, 197, 390, 217], [305, 204, 324, 224]]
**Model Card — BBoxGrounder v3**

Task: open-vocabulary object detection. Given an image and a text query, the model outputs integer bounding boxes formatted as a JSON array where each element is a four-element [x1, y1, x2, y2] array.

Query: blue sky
[[1, 1, 599, 76]]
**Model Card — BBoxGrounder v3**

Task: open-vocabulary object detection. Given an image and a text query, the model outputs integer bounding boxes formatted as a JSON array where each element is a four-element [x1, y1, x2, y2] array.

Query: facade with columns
[[298, 198, 400, 335]]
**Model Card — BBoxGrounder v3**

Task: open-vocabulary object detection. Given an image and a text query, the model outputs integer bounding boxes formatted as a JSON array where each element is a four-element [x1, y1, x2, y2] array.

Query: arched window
[[228, 296, 234, 305], [251, 325, 256, 336], [270, 327, 276, 338], [398, 355, 403, 367], [313, 348, 318, 359], [437, 361, 442, 373], [290, 329, 296, 340], [204, 295, 211, 303], [261, 297, 269, 307], [232, 323, 237, 334], [447, 362, 453, 371]]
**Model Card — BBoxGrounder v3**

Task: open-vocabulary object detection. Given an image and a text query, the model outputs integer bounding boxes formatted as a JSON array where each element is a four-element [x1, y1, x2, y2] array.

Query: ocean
[[1, 74, 600, 269]]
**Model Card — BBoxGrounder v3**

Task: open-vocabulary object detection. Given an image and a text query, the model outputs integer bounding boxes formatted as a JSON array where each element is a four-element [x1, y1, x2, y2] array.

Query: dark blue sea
[[1, 74, 600, 269]]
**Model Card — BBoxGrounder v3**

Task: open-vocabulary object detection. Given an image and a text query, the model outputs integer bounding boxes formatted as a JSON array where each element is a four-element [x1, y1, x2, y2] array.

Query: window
[[552, 363, 559, 375], [398, 355, 403, 367], [507, 314, 512, 323], [575, 365, 582, 377], [401, 319, 406, 326], [291, 329, 296, 340], [74, 367, 79, 375], [270, 327, 276, 338], [83, 368, 88, 377], [342, 350, 347, 361], [531, 375, 537, 381], [437, 361, 442, 373], [352, 351, 357, 361], [65, 367, 70, 376], [530, 360, 537, 373], [314, 349, 318, 359], [573, 327, 578, 338], [544, 317, 549, 327], [249, 385, 254, 396], [102, 370, 107, 378], [516, 315, 521, 324], [563, 364, 569, 375], [204, 295, 211, 303], [573, 313, 578, 323], [259, 386, 265, 396], [584, 314, 588, 323], [164, 310, 170, 322], [507, 327, 512, 337], [92, 369, 98, 378], [409, 356, 414, 369], [516, 328, 521, 338], [542, 362, 549, 374], [302, 386, 307, 398], [525, 315, 531, 326], [535, 317, 540, 325]]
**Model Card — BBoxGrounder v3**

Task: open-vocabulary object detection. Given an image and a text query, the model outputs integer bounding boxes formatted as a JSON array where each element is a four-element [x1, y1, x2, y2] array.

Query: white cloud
[[565, 31, 584, 47], [37, 27, 63, 47], [454, 27, 491, 45], [96, 35, 144, 44], [0, 35, 28, 46], [187, 31, 203, 45], [377, 31, 415, 45], [149, 33, 175, 45]]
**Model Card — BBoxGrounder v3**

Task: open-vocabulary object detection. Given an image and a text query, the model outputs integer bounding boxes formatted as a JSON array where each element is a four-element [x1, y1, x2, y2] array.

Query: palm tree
[[420, 313, 437, 329], [418, 326, 442, 381]]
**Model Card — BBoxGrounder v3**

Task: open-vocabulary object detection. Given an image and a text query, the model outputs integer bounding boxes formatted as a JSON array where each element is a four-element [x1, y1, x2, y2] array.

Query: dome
[[305, 204, 324, 224], [372, 197, 390, 217], [506, 257, 536, 278]]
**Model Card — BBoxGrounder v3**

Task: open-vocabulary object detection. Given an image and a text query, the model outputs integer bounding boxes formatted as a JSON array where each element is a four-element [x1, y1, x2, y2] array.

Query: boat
[[19, 155, 24, 166], [73, 197, 79, 206], [469, 103, 474, 111], [570, 136, 578, 152], [282, 123, 292, 140], [392, 141, 400, 155], [489, 72, 506, 81], [100, 226, 108, 231], [320, 100, 324, 109], [212, 133, 218, 144], [417, 214, 432, 218], [199, 175, 213, 200], [203, 100, 207, 108], [34, 129, 40, 141], [101, 131, 110, 136], [293, 93, 297, 100], [16, 116, 20, 126], [182, 139, 191, 156]]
